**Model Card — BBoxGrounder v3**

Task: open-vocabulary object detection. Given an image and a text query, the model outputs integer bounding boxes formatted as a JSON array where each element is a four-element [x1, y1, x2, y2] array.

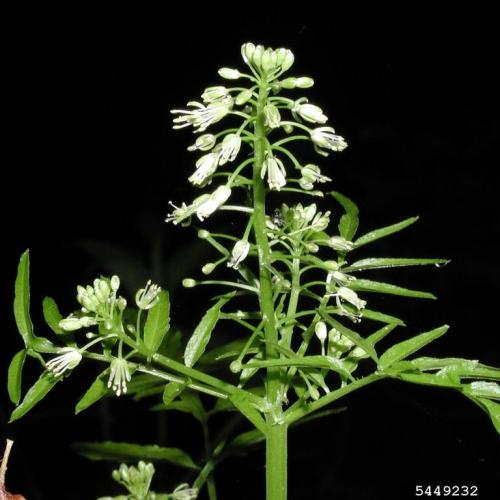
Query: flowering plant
[[5, 43, 499, 499]]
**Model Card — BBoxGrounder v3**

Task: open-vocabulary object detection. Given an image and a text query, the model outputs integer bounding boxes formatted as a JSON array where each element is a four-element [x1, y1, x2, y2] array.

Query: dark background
[[1, 7, 499, 500]]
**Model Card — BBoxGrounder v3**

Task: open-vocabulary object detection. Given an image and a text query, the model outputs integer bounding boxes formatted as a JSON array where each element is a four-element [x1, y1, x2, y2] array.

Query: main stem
[[253, 80, 288, 500]]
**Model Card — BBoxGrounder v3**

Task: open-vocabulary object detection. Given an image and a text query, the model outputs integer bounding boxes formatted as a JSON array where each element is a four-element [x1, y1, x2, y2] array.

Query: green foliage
[[7, 349, 26, 405], [144, 290, 170, 356]]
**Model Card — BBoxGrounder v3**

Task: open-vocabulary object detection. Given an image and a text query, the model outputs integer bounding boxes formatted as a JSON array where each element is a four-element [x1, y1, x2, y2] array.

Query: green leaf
[[318, 311, 378, 362], [463, 381, 500, 400], [360, 308, 405, 326], [349, 279, 436, 299], [330, 191, 359, 241], [75, 371, 110, 414], [367, 323, 399, 347], [354, 216, 419, 248], [144, 290, 170, 356], [14, 250, 34, 347], [154, 391, 205, 422], [226, 429, 265, 451], [72, 441, 199, 470], [10, 371, 58, 422], [343, 257, 449, 272], [398, 372, 462, 388], [472, 398, 500, 434], [162, 381, 187, 405], [7, 349, 27, 405], [184, 295, 232, 368], [378, 325, 449, 371], [42, 297, 64, 334], [230, 392, 267, 434]]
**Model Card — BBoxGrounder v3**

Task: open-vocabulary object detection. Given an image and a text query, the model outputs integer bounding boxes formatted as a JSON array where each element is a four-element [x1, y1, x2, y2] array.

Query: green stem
[[202, 421, 217, 500], [253, 80, 288, 500], [266, 423, 288, 500]]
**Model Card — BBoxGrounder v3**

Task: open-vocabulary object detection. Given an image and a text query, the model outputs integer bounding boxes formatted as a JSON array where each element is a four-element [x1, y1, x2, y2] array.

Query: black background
[[1, 7, 499, 500]]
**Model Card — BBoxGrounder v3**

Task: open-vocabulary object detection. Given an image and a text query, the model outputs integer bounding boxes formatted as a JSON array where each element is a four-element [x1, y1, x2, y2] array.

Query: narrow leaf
[[162, 381, 186, 405], [10, 371, 58, 422], [474, 398, 500, 434], [354, 216, 419, 248], [226, 429, 265, 451], [76, 371, 109, 414], [361, 308, 405, 326], [144, 290, 170, 355], [349, 279, 436, 299], [398, 372, 462, 388], [42, 296, 64, 334], [72, 441, 199, 470], [230, 392, 267, 434], [378, 325, 449, 370], [366, 323, 399, 347], [14, 250, 34, 346], [318, 311, 378, 361], [7, 349, 27, 405], [184, 295, 231, 368], [343, 257, 449, 272], [330, 191, 359, 240]]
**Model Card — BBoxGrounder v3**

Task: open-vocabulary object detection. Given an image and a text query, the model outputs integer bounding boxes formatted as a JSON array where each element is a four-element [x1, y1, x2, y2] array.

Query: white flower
[[299, 164, 332, 190], [108, 357, 131, 396], [189, 152, 220, 186], [135, 280, 162, 310], [171, 98, 233, 132], [195, 185, 232, 221], [46, 348, 82, 376], [227, 240, 250, 269], [264, 103, 281, 128], [326, 270, 355, 290], [172, 483, 199, 500], [336, 286, 366, 310], [187, 134, 216, 152], [218, 67, 241, 80], [311, 127, 348, 155], [241, 43, 294, 76], [166, 194, 211, 226], [219, 133, 241, 165], [315, 321, 327, 343], [201, 86, 229, 103], [328, 236, 354, 252], [310, 210, 331, 231], [261, 156, 286, 191], [293, 102, 328, 124]]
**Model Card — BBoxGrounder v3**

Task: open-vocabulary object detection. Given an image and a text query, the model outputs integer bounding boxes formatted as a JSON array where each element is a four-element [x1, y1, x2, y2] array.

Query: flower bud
[[198, 229, 210, 239], [182, 278, 197, 288], [59, 317, 83, 331], [202, 262, 216, 275], [110, 275, 120, 291], [188, 134, 217, 152], [235, 89, 253, 105], [263, 103, 281, 129], [227, 240, 250, 269], [116, 297, 127, 311], [296, 77, 314, 88], [218, 67, 241, 79], [328, 236, 354, 252], [315, 321, 327, 343], [201, 86, 228, 103], [280, 77, 297, 89]]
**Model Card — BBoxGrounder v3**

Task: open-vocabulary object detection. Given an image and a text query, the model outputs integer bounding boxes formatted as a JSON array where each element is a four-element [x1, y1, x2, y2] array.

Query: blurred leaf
[[7, 349, 27, 405], [72, 441, 199, 470], [318, 311, 378, 361], [10, 371, 58, 422], [378, 325, 449, 370], [75, 371, 109, 414], [330, 191, 359, 241], [14, 250, 34, 347], [184, 294, 233, 368], [349, 279, 436, 299], [42, 297, 64, 334], [343, 257, 449, 272], [226, 429, 265, 451], [354, 216, 419, 248], [144, 290, 170, 356]]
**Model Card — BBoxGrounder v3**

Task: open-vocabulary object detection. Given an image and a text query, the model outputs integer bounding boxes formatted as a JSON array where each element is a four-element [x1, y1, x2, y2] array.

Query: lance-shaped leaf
[[226, 428, 265, 452], [354, 307, 405, 326], [330, 191, 359, 241], [8, 349, 27, 405], [10, 371, 59, 422], [75, 371, 110, 414], [367, 323, 399, 347], [349, 278, 436, 299], [162, 381, 187, 405], [354, 216, 419, 248], [72, 441, 199, 470], [343, 257, 449, 273], [318, 310, 378, 362], [463, 381, 500, 400], [144, 290, 170, 356], [397, 372, 462, 388], [378, 325, 449, 371], [470, 397, 500, 434], [407, 357, 500, 381], [14, 250, 34, 347], [184, 295, 232, 368], [42, 296, 64, 334]]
